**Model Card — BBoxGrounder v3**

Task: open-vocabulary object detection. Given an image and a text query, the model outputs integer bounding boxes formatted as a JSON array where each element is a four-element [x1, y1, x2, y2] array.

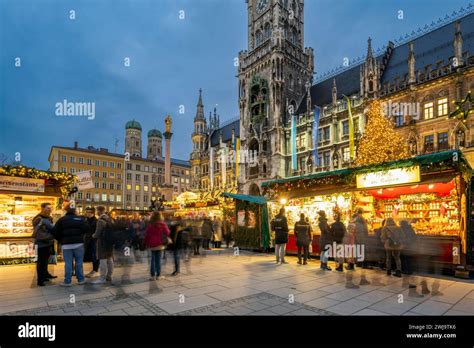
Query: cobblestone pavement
[[1, 249, 473, 316]]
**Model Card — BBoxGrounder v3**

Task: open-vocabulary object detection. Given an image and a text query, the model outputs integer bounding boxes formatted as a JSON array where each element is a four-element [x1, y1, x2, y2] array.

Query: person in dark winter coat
[[318, 211, 333, 271], [33, 203, 56, 286], [201, 218, 214, 250], [52, 203, 89, 287], [91, 206, 114, 284], [330, 213, 347, 272], [294, 213, 312, 265], [353, 208, 370, 269], [84, 207, 99, 278], [400, 220, 417, 275], [169, 219, 184, 276], [381, 218, 403, 277], [271, 208, 289, 264]]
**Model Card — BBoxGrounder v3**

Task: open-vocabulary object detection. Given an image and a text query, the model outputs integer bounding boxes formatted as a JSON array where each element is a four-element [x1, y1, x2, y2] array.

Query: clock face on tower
[[255, 0, 269, 14]]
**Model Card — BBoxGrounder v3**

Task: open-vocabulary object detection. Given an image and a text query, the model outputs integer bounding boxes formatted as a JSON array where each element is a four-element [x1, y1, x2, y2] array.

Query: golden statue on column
[[165, 115, 172, 133]]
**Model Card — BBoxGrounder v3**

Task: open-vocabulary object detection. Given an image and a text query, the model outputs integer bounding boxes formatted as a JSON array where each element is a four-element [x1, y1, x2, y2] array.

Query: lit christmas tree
[[355, 100, 409, 166]]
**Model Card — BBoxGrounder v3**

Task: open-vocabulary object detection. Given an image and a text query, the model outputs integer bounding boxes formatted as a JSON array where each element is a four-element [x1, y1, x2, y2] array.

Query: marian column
[[161, 115, 174, 202], [164, 115, 173, 185]]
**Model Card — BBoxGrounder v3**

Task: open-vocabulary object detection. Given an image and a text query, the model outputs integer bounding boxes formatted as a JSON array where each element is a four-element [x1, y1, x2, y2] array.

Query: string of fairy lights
[[0, 165, 76, 198]]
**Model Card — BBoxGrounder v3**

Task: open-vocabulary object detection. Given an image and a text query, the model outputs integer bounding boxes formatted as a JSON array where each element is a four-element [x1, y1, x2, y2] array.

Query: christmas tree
[[355, 100, 409, 166]]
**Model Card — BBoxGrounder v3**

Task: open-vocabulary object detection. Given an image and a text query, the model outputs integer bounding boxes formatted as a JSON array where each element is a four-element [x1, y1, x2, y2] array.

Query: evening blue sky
[[0, 0, 469, 169]]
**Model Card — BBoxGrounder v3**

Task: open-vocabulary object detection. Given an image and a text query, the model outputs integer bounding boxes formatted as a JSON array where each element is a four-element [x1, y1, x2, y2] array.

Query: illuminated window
[[424, 102, 434, 119], [109, 194, 115, 202], [152, 187, 156, 192], [101, 193, 107, 201], [116, 195, 122, 202], [144, 185, 149, 192], [135, 185, 140, 191], [343, 147, 350, 162], [437, 98, 448, 116], [127, 184, 132, 190], [94, 193, 99, 201]]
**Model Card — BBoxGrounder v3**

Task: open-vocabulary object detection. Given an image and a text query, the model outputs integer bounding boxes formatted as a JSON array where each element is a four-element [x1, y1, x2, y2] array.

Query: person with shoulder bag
[[381, 218, 403, 277], [144, 212, 171, 280], [33, 203, 56, 286]]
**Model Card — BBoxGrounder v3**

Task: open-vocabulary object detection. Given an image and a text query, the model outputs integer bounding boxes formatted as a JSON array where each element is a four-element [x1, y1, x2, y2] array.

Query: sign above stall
[[356, 166, 420, 189], [0, 176, 45, 193]]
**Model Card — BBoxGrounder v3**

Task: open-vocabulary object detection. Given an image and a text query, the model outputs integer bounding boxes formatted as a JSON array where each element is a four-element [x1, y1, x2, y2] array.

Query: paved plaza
[[0, 249, 473, 316]]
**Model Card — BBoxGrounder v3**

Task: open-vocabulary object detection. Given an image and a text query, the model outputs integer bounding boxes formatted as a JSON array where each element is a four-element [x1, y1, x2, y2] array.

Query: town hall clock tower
[[238, 0, 314, 195]]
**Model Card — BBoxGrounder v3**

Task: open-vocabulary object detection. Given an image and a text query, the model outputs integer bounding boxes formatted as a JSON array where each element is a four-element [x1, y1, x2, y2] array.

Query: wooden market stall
[[262, 150, 473, 275], [222, 193, 270, 251], [0, 166, 75, 265]]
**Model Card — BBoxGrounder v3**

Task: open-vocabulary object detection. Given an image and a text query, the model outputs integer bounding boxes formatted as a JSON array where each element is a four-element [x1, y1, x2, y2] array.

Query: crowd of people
[[32, 201, 234, 287], [271, 207, 419, 277]]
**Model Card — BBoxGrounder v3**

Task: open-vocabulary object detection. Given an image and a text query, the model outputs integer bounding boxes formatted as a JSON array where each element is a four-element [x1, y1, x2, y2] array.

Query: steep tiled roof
[[210, 119, 240, 147], [297, 12, 474, 114]]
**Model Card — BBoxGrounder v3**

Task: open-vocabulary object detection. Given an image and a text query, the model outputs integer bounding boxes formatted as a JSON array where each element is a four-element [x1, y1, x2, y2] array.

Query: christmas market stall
[[164, 191, 228, 220], [0, 166, 75, 265], [222, 193, 270, 251], [262, 150, 473, 274]]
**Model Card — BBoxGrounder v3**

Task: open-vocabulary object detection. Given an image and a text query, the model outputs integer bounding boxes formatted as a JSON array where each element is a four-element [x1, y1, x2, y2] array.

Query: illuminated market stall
[[0, 166, 75, 265], [163, 191, 231, 220], [262, 150, 473, 273]]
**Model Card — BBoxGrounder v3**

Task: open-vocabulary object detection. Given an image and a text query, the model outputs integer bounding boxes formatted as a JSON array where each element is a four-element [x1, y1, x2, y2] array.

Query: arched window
[[256, 30, 263, 46], [289, 74, 294, 90], [291, 28, 297, 45], [264, 22, 271, 39]]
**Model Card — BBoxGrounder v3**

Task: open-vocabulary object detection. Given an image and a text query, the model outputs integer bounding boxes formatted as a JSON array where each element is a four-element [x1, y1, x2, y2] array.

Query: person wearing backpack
[[381, 218, 403, 277], [294, 213, 312, 265], [330, 213, 347, 272], [144, 212, 171, 280], [32, 203, 56, 286], [91, 206, 114, 284]]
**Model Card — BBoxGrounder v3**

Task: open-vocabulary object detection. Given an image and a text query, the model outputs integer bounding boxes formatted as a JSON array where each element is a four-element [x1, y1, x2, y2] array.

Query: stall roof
[[222, 192, 268, 205], [262, 150, 471, 188]]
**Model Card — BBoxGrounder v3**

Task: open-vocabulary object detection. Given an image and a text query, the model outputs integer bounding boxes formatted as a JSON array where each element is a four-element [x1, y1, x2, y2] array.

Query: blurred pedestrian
[[318, 210, 333, 271], [91, 206, 114, 284], [353, 208, 370, 269], [201, 218, 214, 250], [144, 212, 170, 280], [330, 213, 346, 272], [400, 220, 417, 275], [212, 216, 223, 248], [170, 218, 184, 276], [381, 218, 403, 277]]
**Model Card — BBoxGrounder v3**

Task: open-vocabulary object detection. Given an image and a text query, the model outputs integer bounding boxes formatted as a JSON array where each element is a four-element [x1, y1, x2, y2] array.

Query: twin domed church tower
[[125, 120, 163, 160]]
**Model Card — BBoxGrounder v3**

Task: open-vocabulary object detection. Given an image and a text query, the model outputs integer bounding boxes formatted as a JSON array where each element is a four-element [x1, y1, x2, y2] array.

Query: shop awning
[[222, 192, 268, 205], [262, 150, 471, 189]]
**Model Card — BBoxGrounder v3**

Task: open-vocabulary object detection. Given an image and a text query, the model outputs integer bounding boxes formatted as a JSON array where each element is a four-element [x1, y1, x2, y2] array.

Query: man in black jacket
[[330, 213, 347, 272], [53, 203, 89, 287], [84, 207, 99, 278], [294, 213, 312, 265], [271, 208, 289, 264], [33, 203, 57, 286]]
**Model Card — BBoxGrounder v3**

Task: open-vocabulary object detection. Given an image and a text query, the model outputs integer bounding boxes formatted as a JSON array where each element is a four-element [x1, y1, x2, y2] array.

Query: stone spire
[[454, 20, 464, 67], [332, 78, 337, 108], [195, 88, 205, 121], [408, 42, 416, 84], [366, 37, 374, 61]]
